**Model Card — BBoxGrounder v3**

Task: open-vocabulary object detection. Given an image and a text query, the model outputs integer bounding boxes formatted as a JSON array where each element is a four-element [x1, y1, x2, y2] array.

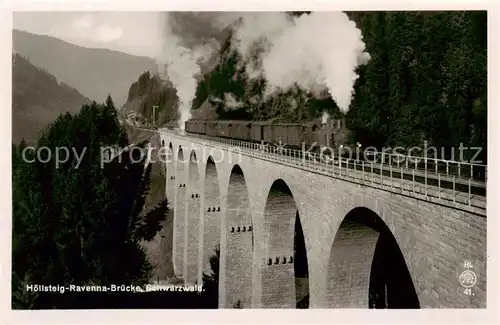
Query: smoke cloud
[[229, 12, 370, 114], [155, 12, 370, 129], [223, 92, 244, 110], [321, 111, 330, 124], [156, 13, 227, 129]]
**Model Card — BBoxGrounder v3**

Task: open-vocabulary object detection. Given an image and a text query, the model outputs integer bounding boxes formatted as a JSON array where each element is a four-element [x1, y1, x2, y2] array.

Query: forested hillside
[[125, 11, 487, 161], [12, 97, 220, 309], [13, 29, 157, 106], [12, 53, 92, 143], [346, 11, 487, 159], [122, 71, 179, 125]]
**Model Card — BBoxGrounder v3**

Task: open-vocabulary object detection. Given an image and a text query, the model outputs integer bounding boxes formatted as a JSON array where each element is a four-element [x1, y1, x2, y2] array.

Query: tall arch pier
[[159, 130, 486, 309]]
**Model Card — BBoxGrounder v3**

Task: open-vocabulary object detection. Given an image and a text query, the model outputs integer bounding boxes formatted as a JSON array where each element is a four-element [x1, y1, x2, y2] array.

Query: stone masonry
[[220, 167, 253, 308], [260, 184, 298, 308], [161, 132, 487, 309], [326, 219, 379, 307], [184, 151, 201, 285], [197, 157, 221, 285], [173, 147, 186, 277]]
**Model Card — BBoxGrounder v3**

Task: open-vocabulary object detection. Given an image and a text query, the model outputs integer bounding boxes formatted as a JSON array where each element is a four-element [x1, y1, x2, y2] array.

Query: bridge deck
[[160, 129, 486, 215]]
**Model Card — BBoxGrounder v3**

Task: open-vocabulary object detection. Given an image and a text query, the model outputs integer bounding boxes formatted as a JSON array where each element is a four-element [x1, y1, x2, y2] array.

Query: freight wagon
[[185, 117, 349, 150]]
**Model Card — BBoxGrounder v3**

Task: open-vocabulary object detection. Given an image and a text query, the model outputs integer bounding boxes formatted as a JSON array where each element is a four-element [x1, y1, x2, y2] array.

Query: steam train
[[182, 117, 488, 185], [184, 117, 349, 149]]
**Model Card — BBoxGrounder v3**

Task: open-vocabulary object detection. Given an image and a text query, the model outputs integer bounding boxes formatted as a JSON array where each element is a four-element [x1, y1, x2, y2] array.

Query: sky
[[13, 12, 164, 57]]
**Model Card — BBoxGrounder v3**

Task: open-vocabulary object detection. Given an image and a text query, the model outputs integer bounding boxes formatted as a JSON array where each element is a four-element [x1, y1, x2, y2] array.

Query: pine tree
[[12, 100, 169, 309], [200, 247, 220, 308]]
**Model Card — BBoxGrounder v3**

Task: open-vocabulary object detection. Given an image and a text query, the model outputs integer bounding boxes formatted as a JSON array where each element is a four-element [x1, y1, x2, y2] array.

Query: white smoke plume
[[321, 111, 330, 124], [229, 12, 370, 114], [223, 92, 244, 110], [156, 13, 228, 130], [155, 12, 370, 128]]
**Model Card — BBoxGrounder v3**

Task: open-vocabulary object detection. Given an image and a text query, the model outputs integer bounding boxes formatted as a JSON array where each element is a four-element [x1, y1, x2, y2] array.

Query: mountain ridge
[[12, 29, 158, 107]]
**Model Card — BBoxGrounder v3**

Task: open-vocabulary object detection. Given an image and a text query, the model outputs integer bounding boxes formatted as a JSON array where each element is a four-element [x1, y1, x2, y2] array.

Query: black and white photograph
[[2, 3, 496, 324]]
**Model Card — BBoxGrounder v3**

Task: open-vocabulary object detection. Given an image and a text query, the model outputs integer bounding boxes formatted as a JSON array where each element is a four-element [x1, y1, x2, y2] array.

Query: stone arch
[[184, 150, 201, 284], [199, 156, 221, 283], [261, 179, 309, 308], [173, 145, 187, 277], [221, 164, 253, 308], [326, 200, 420, 308]]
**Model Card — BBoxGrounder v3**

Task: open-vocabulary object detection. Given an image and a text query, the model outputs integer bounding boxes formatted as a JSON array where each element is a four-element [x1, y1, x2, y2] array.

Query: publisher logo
[[459, 270, 477, 288]]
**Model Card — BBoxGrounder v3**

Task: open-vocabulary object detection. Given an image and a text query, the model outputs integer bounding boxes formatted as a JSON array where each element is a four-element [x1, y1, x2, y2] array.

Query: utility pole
[[152, 105, 158, 128]]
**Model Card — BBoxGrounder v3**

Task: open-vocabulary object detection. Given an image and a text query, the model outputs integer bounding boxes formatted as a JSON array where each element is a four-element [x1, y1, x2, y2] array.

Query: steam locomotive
[[184, 117, 349, 149]]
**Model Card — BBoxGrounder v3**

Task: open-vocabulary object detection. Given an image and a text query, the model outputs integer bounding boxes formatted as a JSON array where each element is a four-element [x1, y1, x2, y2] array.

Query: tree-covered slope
[[346, 11, 487, 159], [12, 53, 92, 143], [13, 29, 158, 106], [121, 71, 179, 126], [12, 96, 224, 308]]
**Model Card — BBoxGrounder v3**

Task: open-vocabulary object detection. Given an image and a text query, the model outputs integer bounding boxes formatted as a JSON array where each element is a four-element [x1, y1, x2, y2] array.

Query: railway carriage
[[185, 119, 196, 134], [185, 120, 193, 133], [285, 124, 303, 147], [185, 119, 206, 135], [250, 121, 272, 143], [216, 120, 231, 138], [206, 120, 218, 136], [230, 120, 252, 140], [262, 124, 274, 143], [199, 120, 207, 135], [273, 124, 287, 144], [195, 120, 203, 134]]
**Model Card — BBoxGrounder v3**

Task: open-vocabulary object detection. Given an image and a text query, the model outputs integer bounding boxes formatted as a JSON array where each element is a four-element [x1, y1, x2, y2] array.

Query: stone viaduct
[[156, 129, 486, 309]]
